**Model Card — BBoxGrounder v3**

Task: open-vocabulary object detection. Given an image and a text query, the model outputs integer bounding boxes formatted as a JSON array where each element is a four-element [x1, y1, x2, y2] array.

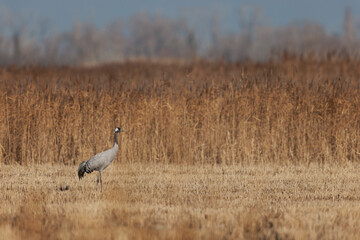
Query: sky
[[0, 0, 359, 34]]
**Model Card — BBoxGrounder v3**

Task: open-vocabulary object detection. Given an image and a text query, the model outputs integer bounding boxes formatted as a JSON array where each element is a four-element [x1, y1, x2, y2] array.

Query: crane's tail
[[78, 161, 87, 180]]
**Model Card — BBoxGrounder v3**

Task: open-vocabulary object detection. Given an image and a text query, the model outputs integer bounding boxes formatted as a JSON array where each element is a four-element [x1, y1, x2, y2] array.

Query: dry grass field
[[1, 58, 360, 239], [1, 163, 360, 240]]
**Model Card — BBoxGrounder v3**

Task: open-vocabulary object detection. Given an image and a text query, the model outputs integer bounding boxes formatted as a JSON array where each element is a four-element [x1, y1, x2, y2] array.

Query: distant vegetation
[[0, 6, 359, 65]]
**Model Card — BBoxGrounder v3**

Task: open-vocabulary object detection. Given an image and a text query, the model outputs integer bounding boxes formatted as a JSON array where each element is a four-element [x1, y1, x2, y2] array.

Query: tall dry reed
[[0, 59, 360, 165]]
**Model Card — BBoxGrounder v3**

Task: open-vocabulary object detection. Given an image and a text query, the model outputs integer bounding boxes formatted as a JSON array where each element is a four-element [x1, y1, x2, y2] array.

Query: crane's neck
[[114, 132, 119, 146]]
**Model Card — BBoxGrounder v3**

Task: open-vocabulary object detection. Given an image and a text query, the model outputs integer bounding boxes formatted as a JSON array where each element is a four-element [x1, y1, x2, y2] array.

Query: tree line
[[0, 6, 359, 65]]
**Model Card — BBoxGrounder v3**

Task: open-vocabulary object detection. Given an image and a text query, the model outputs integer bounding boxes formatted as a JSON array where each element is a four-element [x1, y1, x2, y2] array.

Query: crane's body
[[78, 127, 124, 192]]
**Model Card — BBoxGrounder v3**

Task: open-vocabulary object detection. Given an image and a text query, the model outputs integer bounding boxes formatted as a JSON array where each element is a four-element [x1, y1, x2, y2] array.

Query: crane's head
[[114, 127, 124, 133]]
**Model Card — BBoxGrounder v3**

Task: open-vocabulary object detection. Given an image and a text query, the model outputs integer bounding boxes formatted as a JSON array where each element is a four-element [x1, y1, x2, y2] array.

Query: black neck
[[114, 132, 118, 145]]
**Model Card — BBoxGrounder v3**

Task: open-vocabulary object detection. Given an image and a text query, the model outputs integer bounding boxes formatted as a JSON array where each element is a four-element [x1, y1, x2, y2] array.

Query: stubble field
[[2, 164, 360, 239], [1, 58, 360, 239]]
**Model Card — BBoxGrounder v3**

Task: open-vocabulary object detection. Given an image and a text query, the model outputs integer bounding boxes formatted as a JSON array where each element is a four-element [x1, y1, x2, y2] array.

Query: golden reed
[[0, 59, 360, 165]]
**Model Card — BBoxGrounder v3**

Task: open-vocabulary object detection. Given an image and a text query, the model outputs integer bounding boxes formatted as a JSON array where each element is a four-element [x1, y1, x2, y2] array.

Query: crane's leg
[[96, 173, 100, 190], [99, 171, 103, 193]]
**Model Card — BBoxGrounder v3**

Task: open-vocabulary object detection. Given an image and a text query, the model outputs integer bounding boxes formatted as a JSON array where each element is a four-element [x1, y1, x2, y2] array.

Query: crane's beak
[[120, 129, 125, 132]]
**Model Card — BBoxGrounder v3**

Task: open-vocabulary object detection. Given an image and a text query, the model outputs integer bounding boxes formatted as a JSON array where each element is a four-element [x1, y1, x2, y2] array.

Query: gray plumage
[[78, 127, 124, 192]]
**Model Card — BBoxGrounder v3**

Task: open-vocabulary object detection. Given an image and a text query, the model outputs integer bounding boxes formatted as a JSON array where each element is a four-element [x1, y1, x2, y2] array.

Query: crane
[[78, 127, 124, 192]]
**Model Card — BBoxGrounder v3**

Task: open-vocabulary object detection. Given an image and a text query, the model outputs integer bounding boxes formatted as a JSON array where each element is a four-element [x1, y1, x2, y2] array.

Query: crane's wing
[[85, 150, 109, 172], [78, 151, 107, 179]]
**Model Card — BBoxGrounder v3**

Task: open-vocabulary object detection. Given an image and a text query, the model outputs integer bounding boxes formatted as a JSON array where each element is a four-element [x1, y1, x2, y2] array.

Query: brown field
[[2, 164, 360, 239], [1, 58, 360, 239]]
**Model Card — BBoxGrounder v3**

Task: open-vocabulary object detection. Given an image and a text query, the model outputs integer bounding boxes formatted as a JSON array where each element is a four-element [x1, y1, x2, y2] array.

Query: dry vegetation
[[2, 164, 360, 239], [1, 58, 360, 239], [1, 58, 360, 165]]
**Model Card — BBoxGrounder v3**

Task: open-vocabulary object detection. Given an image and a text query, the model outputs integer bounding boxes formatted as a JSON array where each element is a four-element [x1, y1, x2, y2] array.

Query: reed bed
[[0, 59, 360, 165]]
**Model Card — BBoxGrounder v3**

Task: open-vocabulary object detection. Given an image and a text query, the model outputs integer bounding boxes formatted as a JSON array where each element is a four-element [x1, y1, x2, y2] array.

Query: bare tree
[[128, 13, 197, 59], [343, 6, 356, 45], [0, 7, 359, 65], [103, 19, 125, 62]]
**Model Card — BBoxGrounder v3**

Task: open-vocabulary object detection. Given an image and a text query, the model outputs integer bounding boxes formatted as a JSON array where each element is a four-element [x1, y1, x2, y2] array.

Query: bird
[[78, 127, 124, 192]]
